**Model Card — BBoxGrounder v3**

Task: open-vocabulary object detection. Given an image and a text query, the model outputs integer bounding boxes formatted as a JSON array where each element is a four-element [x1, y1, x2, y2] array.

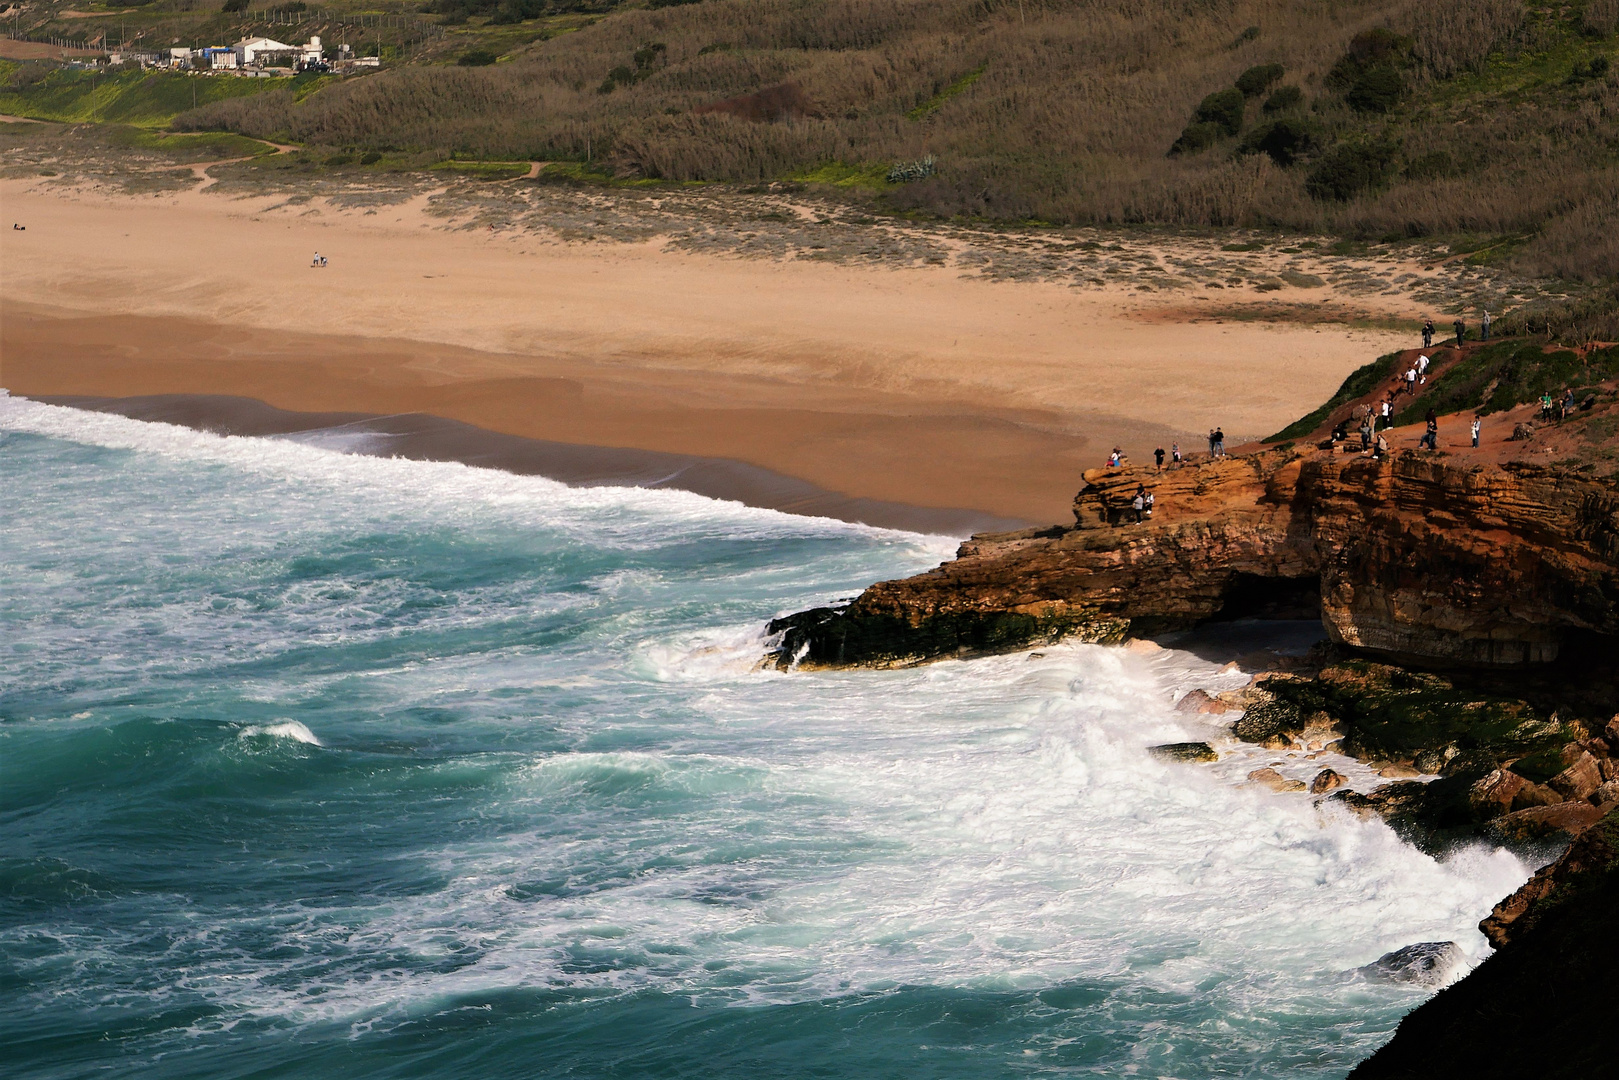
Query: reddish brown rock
[[1510, 781, 1563, 810], [1310, 768, 1346, 793], [1247, 767, 1307, 792], [1469, 769, 1529, 815], [1548, 751, 1604, 801], [1484, 801, 1602, 846], [1173, 689, 1219, 713], [768, 448, 1619, 671], [1481, 807, 1619, 947]]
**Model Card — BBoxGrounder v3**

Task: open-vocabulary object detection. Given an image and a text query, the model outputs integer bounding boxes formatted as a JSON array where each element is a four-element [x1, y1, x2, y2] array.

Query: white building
[[300, 36, 323, 65], [232, 36, 296, 67]]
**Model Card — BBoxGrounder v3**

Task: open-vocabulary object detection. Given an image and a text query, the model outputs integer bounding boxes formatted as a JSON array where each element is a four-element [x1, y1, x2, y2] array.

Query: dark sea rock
[[1355, 941, 1463, 987], [1350, 809, 1619, 1078], [1148, 742, 1218, 763]]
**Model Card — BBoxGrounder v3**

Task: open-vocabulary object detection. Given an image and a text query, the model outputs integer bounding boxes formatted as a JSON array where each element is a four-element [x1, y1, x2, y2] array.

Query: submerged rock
[[1148, 741, 1218, 763], [1247, 767, 1306, 792], [1356, 941, 1464, 986]]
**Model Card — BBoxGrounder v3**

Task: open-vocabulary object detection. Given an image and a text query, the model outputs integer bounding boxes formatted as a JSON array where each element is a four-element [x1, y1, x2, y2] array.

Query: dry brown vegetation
[[170, 0, 1619, 276]]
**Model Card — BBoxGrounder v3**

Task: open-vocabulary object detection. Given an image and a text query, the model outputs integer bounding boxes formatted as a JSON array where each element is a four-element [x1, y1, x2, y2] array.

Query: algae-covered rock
[[1232, 693, 1303, 741], [1149, 742, 1218, 763]]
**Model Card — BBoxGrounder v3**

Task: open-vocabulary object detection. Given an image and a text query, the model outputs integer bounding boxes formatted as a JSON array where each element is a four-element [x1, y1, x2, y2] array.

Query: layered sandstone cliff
[[767, 448, 1619, 670]]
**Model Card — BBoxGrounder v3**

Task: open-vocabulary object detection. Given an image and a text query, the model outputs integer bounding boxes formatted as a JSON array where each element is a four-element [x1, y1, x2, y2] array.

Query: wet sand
[[33, 392, 1031, 535], [0, 176, 1415, 524]]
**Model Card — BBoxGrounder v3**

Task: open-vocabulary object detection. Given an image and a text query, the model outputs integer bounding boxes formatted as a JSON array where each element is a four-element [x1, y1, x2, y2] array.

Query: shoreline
[[25, 392, 1031, 536], [0, 173, 1422, 524]]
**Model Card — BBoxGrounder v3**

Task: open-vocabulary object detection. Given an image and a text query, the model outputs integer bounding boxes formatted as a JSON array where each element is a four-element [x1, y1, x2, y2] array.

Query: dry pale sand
[[0, 176, 1413, 524]]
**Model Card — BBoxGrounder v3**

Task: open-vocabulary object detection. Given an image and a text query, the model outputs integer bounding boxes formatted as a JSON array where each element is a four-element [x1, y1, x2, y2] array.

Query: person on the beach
[[1132, 488, 1146, 524], [1171, 443, 1182, 463], [1481, 310, 1491, 341], [1453, 318, 1465, 347], [1154, 446, 1165, 470], [1471, 415, 1481, 448], [1422, 318, 1434, 348]]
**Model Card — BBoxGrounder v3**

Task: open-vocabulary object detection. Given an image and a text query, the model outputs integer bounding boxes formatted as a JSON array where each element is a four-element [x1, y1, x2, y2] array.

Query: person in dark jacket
[[1453, 318, 1466, 347]]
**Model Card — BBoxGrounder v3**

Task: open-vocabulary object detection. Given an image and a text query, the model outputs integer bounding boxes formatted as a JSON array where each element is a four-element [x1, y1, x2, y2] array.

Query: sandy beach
[[1, 171, 1421, 524]]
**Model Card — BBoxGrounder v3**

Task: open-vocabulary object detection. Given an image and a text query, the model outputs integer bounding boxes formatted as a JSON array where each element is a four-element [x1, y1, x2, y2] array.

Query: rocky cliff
[[1348, 804, 1619, 1079], [767, 448, 1619, 671]]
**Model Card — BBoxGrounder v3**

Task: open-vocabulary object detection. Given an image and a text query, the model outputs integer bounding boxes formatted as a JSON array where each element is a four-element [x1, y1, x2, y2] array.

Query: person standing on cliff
[[1131, 488, 1146, 524], [1206, 430, 1216, 456], [1143, 490, 1154, 519], [1155, 446, 1165, 470], [1422, 318, 1434, 348], [1471, 414, 1481, 448], [1453, 318, 1466, 348], [1481, 310, 1491, 341], [1171, 443, 1182, 463], [1213, 428, 1225, 456]]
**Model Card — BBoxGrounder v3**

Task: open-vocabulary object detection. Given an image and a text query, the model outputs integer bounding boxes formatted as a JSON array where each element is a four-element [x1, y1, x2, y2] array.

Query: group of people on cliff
[[1421, 311, 1488, 350]]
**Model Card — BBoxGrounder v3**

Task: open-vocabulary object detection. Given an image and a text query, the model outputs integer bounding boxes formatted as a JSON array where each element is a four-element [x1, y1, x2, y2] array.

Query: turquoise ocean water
[[1, 396, 1531, 1078]]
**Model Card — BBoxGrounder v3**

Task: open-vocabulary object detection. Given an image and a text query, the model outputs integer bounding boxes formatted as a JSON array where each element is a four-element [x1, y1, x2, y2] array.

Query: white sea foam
[[0, 394, 961, 553], [1, 392, 1539, 1070], [238, 721, 322, 745]]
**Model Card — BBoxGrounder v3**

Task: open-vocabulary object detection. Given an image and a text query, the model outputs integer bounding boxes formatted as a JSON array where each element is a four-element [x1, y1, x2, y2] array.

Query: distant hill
[[7, 0, 1618, 278]]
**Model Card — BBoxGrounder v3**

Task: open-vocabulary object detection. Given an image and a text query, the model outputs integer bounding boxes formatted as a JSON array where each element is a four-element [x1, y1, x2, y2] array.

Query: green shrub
[[1394, 339, 1619, 420], [359, 150, 381, 164], [222, 0, 248, 11], [1169, 120, 1224, 156], [1235, 63, 1284, 96], [1404, 150, 1456, 181], [458, 50, 498, 67], [1193, 86, 1245, 136], [1347, 65, 1405, 112], [1326, 28, 1411, 91], [1262, 84, 1303, 113], [1305, 138, 1399, 200], [1239, 116, 1318, 166]]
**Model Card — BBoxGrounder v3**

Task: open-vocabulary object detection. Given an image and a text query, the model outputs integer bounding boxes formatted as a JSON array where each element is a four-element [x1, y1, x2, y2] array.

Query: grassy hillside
[[7, 0, 1619, 280], [0, 63, 327, 127]]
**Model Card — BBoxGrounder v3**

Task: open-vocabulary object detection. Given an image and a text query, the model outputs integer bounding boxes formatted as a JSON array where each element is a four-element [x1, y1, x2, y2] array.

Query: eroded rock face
[[766, 448, 1619, 671], [1480, 806, 1619, 948]]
